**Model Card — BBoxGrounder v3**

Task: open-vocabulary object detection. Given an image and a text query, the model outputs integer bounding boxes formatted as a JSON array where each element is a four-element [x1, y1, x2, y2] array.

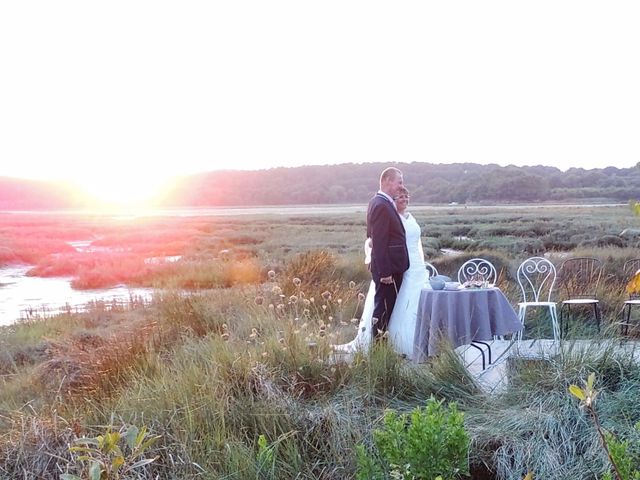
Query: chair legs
[[468, 343, 487, 370], [517, 305, 560, 343], [625, 304, 631, 336], [471, 340, 492, 367], [550, 305, 560, 342], [560, 304, 571, 339], [594, 303, 601, 332], [560, 302, 601, 338], [622, 303, 639, 336], [516, 304, 525, 343]]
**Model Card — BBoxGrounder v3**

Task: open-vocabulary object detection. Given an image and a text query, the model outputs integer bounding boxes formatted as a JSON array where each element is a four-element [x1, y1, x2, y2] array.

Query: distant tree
[[470, 169, 549, 202], [5, 161, 640, 209]]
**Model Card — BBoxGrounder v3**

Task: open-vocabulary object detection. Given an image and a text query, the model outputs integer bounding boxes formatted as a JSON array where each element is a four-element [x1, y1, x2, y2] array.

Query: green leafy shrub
[[357, 397, 470, 480], [602, 428, 640, 480], [62, 424, 159, 480], [256, 434, 276, 478]]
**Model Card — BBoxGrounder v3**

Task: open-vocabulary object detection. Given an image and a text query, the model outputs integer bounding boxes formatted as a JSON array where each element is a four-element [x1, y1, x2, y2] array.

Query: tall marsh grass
[[0, 250, 487, 478], [2, 206, 640, 478], [8, 271, 638, 478], [467, 340, 640, 479]]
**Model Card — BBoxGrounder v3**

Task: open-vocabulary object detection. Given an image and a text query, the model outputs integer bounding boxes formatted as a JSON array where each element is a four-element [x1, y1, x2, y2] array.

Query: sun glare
[[77, 172, 174, 211]]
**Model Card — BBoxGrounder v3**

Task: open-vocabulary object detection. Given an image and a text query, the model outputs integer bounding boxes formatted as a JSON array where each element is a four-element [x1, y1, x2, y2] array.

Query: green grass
[[1, 205, 640, 478], [4, 278, 636, 478], [467, 339, 640, 479]]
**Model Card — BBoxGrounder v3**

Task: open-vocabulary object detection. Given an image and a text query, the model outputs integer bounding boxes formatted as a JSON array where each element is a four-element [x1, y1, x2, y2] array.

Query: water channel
[[0, 264, 154, 326], [0, 238, 159, 326]]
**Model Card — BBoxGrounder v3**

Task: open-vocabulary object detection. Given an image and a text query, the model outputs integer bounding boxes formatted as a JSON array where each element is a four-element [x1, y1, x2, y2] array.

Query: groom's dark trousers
[[367, 193, 409, 340]]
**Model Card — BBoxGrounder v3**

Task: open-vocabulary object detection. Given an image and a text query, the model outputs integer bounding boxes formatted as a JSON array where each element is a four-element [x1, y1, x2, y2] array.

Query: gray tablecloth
[[413, 287, 522, 361]]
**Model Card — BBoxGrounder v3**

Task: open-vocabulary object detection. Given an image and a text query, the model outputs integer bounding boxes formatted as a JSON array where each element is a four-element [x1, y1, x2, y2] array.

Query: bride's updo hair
[[395, 186, 410, 199]]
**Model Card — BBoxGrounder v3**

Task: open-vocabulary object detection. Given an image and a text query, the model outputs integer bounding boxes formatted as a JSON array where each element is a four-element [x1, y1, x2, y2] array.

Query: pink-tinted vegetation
[[0, 213, 263, 290]]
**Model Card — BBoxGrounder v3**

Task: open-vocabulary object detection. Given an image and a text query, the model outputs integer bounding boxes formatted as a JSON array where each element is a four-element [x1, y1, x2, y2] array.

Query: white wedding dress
[[333, 213, 428, 359]]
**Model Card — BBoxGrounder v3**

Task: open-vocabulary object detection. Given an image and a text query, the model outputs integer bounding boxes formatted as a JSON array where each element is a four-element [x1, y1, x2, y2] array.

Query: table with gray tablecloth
[[413, 287, 522, 361]]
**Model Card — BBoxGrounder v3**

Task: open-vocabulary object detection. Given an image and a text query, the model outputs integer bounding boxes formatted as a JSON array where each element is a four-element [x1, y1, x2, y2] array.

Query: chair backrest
[[623, 258, 640, 299], [516, 256, 556, 303], [558, 257, 603, 299], [425, 261, 438, 279], [457, 258, 497, 284]]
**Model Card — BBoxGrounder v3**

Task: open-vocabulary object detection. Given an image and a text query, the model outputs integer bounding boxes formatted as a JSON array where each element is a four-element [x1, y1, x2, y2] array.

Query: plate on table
[[444, 281, 462, 291], [463, 281, 496, 289]]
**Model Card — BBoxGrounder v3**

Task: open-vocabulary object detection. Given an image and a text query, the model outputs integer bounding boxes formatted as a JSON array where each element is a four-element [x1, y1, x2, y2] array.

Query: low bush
[[0, 246, 18, 264], [596, 235, 626, 248], [475, 237, 544, 256], [62, 423, 160, 480], [282, 249, 339, 293], [33, 325, 155, 402], [357, 397, 470, 480], [424, 237, 442, 250]]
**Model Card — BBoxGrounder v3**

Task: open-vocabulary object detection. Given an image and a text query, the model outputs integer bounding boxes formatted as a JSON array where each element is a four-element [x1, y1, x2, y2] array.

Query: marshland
[[1, 203, 640, 479]]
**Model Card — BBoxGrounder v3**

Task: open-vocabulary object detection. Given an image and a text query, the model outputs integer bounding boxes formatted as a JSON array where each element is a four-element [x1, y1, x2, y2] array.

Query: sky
[[1, 1, 639, 202]]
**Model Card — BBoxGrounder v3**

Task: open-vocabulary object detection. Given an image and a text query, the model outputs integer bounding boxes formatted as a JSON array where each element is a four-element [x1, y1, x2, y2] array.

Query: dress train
[[332, 213, 427, 359]]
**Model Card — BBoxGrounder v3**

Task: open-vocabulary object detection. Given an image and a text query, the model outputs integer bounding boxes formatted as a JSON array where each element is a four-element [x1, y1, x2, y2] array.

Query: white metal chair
[[457, 258, 497, 285], [515, 256, 560, 343], [457, 258, 498, 367], [425, 261, 438, 279], [558, 257, 603, 337], [621, 258, 640, 335]]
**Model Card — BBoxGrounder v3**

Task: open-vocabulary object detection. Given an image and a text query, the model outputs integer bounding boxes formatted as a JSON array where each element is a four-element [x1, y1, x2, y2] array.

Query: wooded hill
[[165, 162, 640, 207], [2, 162, 640, 209]]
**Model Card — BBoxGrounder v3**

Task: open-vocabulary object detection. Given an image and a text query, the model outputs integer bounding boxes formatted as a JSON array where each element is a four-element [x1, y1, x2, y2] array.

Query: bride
[[333, 186, 428, 358]]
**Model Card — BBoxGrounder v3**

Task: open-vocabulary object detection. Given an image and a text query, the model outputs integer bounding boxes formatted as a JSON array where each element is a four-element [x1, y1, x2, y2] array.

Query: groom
[[367, 167, 410, 340]]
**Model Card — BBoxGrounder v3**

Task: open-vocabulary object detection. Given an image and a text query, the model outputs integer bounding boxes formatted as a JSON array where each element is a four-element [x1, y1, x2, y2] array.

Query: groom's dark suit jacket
[[367, 193, 410, 282]]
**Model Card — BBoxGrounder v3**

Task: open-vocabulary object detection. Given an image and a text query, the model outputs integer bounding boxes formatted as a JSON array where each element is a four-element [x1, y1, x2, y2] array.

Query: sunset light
[[3, 2, 640, 476], [2, 2, 640, 185], [75, 171, 174, 209]]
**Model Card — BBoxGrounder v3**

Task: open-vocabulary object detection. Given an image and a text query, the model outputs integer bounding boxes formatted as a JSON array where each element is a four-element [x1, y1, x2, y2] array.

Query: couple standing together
[[335, 167, 428, 358]]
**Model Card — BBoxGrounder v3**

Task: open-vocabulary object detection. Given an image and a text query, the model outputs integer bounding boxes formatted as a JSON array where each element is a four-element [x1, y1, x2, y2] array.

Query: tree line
[[163, 162, 640, 206], [1, 162, 639, 209]]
